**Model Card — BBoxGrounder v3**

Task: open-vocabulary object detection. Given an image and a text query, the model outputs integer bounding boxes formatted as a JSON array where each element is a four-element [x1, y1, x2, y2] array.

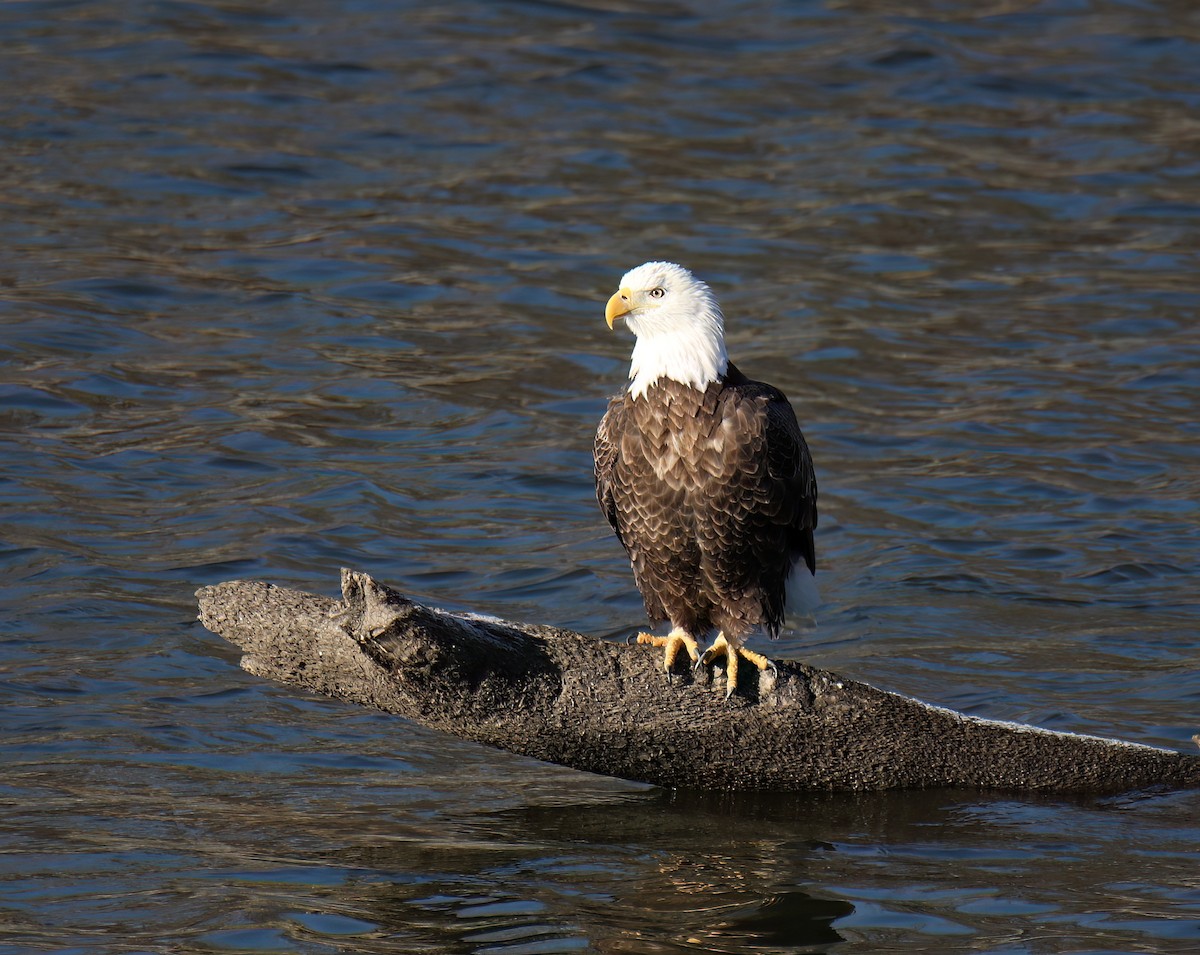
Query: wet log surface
[[196, 569, 1200, 794]]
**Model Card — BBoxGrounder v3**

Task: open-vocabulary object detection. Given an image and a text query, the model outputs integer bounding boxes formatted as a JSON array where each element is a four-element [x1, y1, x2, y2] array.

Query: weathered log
[[196, 569, 1200, 793]]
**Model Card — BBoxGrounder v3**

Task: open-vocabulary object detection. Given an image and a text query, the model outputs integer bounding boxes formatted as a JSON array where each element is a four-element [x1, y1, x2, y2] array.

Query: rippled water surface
[[3, 0, 1199, 951]]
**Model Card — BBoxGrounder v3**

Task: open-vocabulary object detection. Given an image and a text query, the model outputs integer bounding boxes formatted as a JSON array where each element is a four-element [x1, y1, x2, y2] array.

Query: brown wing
[[593, 395, 626, 548], [702, 364, 818, 637], [764, 386, 819, 575]]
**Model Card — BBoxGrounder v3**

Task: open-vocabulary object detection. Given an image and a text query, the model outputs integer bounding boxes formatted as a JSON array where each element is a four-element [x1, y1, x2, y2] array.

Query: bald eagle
[[594, 262, 818, 697]]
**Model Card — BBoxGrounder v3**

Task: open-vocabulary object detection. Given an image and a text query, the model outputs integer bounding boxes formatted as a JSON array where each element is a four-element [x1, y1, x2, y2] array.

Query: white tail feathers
[[785, 562, 820, 629]]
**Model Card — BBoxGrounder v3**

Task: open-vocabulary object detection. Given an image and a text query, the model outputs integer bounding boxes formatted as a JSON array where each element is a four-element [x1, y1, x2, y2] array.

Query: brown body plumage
[[595, 361, 817, 645]]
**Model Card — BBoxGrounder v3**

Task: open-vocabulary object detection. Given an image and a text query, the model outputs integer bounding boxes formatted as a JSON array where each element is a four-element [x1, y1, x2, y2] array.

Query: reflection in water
[[2, 0, 1199, 951], [199, 784, 1195, 953], [470, 793, 858, 951], [324, 792, 865, 952]]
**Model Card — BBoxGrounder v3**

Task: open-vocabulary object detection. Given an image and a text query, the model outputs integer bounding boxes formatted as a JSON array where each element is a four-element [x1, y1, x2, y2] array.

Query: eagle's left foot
[[696, 632, 773, 699], [636, 628, 699, 677]]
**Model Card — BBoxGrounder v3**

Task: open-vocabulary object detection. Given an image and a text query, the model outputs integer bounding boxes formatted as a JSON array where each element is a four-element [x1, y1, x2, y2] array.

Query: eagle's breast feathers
[[594, 362, 818, 641]]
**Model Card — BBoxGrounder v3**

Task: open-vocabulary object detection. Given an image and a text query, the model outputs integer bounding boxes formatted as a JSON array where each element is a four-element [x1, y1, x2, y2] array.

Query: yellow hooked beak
[[605, 288, 633, 329]]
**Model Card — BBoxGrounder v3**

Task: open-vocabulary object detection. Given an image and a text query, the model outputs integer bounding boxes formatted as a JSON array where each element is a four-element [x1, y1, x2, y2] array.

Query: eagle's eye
[[648, 287, 666, 299]]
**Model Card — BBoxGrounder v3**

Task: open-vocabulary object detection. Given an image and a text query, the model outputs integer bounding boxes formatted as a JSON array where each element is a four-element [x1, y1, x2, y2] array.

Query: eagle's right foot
[[635, 629, 699, 676], [696, 632, 774, 699]]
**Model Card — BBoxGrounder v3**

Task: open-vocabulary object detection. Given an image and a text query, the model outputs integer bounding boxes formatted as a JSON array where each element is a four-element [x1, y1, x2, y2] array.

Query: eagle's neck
[[627, 310, 728, 400]]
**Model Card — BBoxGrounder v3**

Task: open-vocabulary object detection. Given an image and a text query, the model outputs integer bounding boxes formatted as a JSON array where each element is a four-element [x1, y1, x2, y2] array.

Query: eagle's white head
[[605, 261, 729, 399]]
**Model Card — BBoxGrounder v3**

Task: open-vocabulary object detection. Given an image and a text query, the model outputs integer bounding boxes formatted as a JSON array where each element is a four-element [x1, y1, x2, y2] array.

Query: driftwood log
[[197, 569, 1200, 794]]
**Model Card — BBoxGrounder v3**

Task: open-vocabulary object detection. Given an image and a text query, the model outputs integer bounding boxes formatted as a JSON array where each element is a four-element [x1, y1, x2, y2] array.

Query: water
[[2, 0, 1199, 950]]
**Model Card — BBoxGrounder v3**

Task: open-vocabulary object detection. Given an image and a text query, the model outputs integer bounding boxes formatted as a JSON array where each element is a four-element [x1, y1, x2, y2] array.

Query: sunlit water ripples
[[2, 0, 1199, 951]]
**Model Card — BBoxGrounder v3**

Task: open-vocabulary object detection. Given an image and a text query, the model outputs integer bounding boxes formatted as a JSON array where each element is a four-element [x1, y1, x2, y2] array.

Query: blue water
[[2, 0, 1199, 951]]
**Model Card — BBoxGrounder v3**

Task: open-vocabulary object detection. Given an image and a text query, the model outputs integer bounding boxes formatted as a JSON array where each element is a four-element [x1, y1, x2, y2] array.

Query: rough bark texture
[[197, 569, 1200, 794]]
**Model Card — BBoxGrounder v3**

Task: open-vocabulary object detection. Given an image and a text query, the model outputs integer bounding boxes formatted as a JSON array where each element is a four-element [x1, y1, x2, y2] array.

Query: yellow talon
[[636, 628, 699, 674], [698, 632, 773, 698]]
